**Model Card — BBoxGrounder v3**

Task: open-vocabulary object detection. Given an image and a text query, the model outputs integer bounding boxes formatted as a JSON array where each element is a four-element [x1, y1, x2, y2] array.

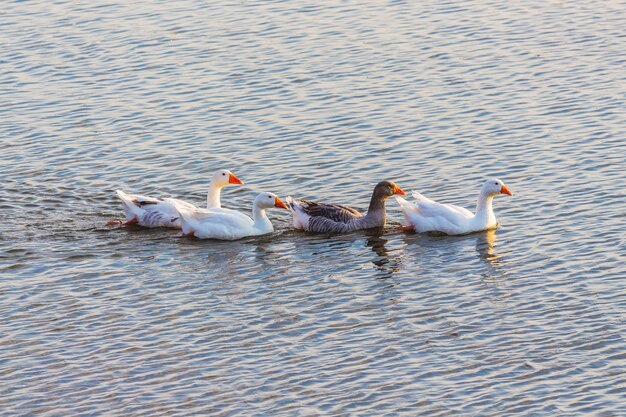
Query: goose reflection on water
[[364, 229, 401, 278], [475, 228, 501, 264], [475, 228, 510, 290], [233, 226, 507, 286], [396, 227, 509, 288]]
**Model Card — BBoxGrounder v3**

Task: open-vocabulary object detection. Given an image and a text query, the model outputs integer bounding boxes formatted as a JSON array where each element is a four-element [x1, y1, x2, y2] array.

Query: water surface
[[1, 1, 625, 415]]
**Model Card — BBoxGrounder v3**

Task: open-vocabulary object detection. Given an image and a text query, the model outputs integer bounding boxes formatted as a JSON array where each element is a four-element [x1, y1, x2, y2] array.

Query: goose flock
[[109, 169, 513, 240]]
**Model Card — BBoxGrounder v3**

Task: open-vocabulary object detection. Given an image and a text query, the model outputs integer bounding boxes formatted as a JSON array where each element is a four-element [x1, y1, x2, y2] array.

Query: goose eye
[[222, 173, 226, 176], [268, 196, 272, 199]]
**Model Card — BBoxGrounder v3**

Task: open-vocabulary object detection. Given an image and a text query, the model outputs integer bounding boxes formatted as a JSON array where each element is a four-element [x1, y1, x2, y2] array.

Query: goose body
[[112, 169, 243, 228], [286, 181, 405, 233], [115, 190, 186, 228], [396, 178, 513, 235], [167, 192, 288, 240]]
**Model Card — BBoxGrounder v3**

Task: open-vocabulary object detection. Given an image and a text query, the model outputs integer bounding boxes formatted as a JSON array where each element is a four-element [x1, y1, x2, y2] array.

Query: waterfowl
[[396, 178, 513, 235], [167, 192, 288, 240], [286, 181, 406, 233], [109, 169, 243, 228]]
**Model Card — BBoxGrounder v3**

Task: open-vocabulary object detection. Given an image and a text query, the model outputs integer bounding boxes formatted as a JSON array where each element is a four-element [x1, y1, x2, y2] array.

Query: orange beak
[[274, 196, 288, 209], [393, 184, 406, 196], [500, 184, 513, 196], [228, 173, 244, 185]]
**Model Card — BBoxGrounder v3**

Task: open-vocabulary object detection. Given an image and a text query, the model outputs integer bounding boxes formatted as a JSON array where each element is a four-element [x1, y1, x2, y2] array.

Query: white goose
[[166, 192, 288, 240], [109, 169, 243, 228], [396, 178, 513, 235]]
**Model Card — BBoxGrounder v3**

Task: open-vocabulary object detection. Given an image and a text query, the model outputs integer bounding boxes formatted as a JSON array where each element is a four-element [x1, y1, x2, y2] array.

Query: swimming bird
[[109, 169, 243, 228], [395, 178, 513, 235], [285, 181, 406, 233], [166, 192, 288, 240]]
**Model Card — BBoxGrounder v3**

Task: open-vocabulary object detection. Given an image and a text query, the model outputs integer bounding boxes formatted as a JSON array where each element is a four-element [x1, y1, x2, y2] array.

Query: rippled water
[[2, 1, 625, 415]]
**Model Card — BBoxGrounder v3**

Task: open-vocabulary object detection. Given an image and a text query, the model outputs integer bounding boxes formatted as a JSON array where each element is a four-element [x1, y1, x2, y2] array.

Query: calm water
[[1, 1, 625, 415]]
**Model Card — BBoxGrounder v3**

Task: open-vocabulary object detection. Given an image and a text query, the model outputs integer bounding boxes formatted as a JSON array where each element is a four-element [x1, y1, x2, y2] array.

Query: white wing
[[396, 192, 475, 234], [165, 198, 254, 238]]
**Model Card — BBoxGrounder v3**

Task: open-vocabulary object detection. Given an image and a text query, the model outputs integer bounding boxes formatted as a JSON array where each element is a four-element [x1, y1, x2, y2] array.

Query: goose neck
[[207, 183, 222, 209], [475, 191, 495, 217], [367, 193, 387, 214], [252, 205, 273, 231], [365, 196, 387, 227]]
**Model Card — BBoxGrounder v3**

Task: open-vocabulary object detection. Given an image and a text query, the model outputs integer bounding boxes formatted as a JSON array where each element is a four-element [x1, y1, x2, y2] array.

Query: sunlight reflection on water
[[1, 0, 625, 415]]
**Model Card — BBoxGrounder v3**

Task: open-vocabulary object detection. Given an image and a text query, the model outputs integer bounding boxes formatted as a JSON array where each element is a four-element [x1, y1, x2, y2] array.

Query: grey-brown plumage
[[286, 181, 406, 233], [133, 197, 160, 206]]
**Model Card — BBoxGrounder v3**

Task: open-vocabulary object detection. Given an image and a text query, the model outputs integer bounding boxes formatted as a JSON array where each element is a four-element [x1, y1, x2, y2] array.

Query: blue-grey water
[[1, 1, 625, 415]]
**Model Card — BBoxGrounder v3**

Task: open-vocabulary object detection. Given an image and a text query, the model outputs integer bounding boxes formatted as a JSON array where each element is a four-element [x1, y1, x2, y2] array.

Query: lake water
[[1, 1, 625, 415]]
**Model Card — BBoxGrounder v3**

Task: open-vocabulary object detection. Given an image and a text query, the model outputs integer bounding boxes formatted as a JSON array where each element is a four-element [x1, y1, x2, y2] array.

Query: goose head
[[212, 169, 244, 187], [256, 192, 288, 210], [373, 180, 406, 199], [483, 178, 513, 196]]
